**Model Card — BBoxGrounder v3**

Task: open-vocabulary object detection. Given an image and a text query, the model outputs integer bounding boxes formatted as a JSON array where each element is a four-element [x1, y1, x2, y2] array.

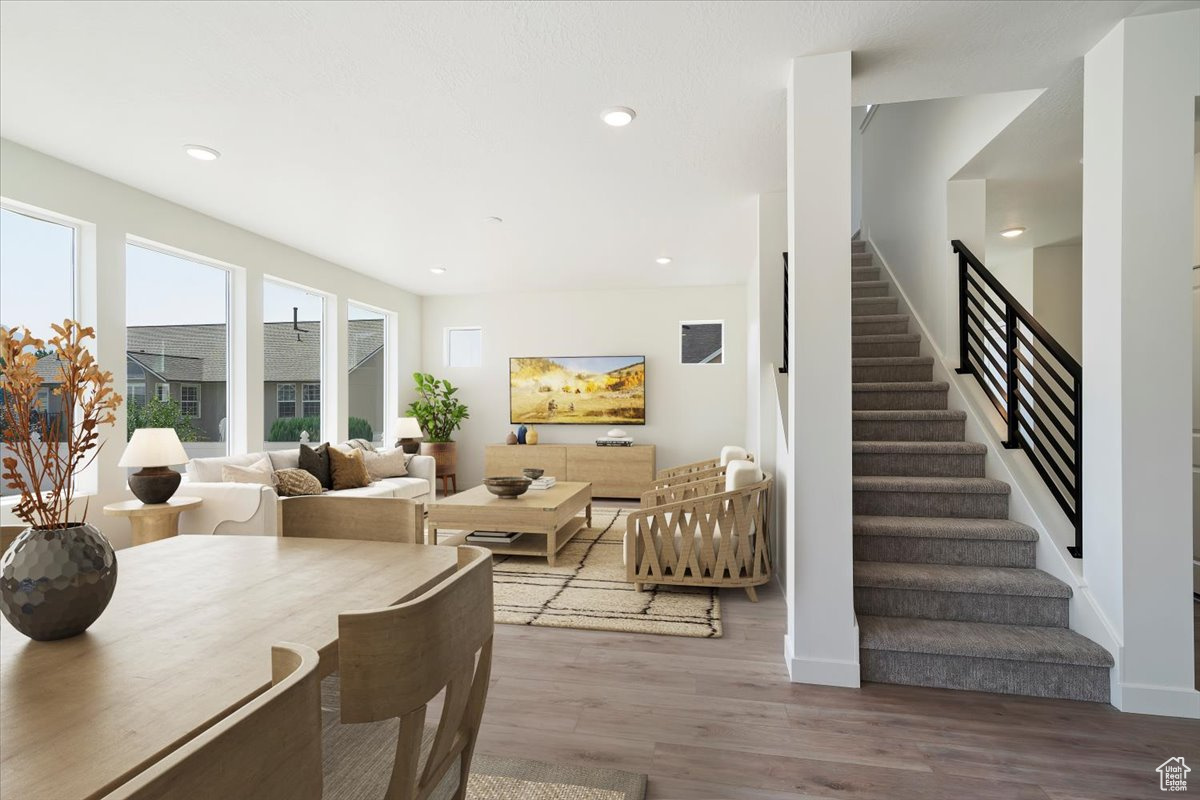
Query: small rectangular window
[[301, 383, 321, 417], [155, 383, 171, 401], [127, 383, 146, 406], [446, 327, 482, 368], [680, 320, 724, 365], [277, 384, 296, 418], [180, 384, 201, 418]]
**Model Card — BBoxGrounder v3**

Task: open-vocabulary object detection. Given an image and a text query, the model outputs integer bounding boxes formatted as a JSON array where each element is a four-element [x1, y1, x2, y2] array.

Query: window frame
[[127, 382, 146, 406], [347, 300, 394, 444], [679, 319, 726, 365], [277, 383, 297, 419], [301, 383, 321, 418], [180, 383, 201, 418], [154, 383, 171, 402], [444, 326, 483, 368]]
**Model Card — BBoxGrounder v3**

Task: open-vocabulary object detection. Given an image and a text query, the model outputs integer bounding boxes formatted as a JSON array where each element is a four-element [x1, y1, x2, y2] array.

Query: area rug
[[321, 678, 647, 800], [490, 508, 722, 638]]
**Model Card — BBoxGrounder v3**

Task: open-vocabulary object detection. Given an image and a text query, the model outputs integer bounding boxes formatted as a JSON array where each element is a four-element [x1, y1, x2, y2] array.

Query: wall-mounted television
[[509, 356, 646, 425]]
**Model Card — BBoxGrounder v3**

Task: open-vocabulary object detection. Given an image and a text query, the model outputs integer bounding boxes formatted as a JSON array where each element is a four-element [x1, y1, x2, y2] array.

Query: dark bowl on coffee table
[[483, 476, 532, 498], [522, 468, 544, 480]]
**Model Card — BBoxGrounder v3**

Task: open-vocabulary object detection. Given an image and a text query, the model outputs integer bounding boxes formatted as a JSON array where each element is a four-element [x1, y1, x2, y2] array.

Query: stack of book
[[465, 530, 523, 545], [529, 476, 557, 490], [595, 436, 634, 447]]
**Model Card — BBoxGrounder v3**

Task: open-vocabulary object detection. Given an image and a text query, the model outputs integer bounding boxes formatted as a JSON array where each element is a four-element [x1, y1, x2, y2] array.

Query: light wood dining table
[[0, 534, 460, 799]]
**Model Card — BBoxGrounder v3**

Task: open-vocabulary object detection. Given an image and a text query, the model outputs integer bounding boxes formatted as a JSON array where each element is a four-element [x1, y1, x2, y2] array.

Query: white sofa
[[178, 447, 435, 536]]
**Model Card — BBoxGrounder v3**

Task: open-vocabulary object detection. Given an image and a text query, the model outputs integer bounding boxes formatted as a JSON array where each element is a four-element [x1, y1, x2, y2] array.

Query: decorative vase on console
[[516, 424, 527, 444], [526, 425, 538, 445], [505, 430, 518, 445], [0, 320, 124, 641]]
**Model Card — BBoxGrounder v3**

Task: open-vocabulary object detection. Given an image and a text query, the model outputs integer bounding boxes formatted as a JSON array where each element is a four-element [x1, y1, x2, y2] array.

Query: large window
[[264, 279, 324, 447], [348, 303, 386, 444], [126, 241, 230, 460], [0, 206, 77, 497]]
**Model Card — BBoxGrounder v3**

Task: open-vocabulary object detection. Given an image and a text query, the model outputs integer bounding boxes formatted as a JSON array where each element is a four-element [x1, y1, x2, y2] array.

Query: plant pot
[[0, 522, 118, 641], [420, 441, 458, 477]]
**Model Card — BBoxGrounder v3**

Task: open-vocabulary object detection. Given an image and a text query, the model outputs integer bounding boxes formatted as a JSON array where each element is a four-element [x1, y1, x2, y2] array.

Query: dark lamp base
[[128, 466, 182, 505], [397, 438, 421, 455]]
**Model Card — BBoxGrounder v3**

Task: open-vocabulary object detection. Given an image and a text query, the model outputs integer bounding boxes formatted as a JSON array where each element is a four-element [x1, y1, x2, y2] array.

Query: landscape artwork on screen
[[510, 356, 646, 425]]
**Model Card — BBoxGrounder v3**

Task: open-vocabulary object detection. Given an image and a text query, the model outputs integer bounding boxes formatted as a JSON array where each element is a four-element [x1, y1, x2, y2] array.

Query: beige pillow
[[362, 448, 409, 481], [329, 447, 372, 490], [221, 456, 274, 486], [273, 468, 322, 497]]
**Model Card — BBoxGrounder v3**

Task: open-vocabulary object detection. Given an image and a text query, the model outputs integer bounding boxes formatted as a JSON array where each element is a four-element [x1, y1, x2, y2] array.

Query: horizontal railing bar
[[1015, 401, 1077, 475], [953, 240, 1082, 378], [966, 289, 1007, 334], [965, 272, 1006, 320], [967, 352, 1009, 419], [1018, 431, 1076, 516], [1013, 351, 1076, 423], [966, 317, 1008, 378], [1014, 327, 1076, 397], [1014, 370, 1077, 448]]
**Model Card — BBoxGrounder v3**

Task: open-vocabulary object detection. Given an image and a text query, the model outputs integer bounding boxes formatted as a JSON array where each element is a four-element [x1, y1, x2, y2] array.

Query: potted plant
[[0, 321, 123, 641], [407, 372, 469, 482]]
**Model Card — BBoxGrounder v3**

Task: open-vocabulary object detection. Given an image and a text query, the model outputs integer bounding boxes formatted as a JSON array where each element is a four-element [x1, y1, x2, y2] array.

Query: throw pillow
[[273, 468, 323, 497], [344, 438, 375, 452], [329, 447, 372, 490], [362, 448, 409, 481], [299, 443, 332, 490], [221, 456, 275, 486]]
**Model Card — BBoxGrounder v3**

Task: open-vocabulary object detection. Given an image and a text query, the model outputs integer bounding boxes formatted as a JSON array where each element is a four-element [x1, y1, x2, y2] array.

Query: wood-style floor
[[472, 582, 1200, 799]]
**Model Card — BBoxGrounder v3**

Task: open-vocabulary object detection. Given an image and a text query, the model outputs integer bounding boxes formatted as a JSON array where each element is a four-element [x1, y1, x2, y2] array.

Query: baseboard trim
[[1115, 682, 1200, 718], [784, 634, 861, 688]]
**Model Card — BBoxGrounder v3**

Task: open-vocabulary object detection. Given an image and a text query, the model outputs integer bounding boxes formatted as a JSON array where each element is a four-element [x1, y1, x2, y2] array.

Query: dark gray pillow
[[298, 442, 331, 490]]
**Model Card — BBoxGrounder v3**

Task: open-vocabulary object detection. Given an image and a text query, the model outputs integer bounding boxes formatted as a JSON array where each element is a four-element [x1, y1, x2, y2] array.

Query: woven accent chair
[[627, 462, 772, 602], [326, 546, 493, 800], [654, 445, 753, 482]]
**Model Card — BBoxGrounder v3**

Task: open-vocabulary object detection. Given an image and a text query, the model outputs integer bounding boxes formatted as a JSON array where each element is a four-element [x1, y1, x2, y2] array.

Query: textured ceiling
[[0, 0, 1179, 295]]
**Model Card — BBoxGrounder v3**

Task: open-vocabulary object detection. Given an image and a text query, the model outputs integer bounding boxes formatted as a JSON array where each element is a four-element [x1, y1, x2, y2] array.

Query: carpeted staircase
[[849, 240, 1114, 702]]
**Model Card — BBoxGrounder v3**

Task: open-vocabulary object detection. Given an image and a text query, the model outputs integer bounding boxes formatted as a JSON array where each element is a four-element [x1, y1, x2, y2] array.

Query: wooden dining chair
[[278, 496, 425, 544], [101, 643, 322, 800], [326, 545, 494, 800]]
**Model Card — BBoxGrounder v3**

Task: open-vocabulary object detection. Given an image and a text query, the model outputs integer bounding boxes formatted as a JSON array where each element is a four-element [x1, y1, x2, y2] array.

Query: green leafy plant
[[407, 373, 468, 443], [348, 417, 373, 441], [266, 416, 373, 443], [127, 396, 201, 442]]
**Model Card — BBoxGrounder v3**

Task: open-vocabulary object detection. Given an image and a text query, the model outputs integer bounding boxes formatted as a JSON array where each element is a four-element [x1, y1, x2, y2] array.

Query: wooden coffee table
[[427, 482, 592, 566]]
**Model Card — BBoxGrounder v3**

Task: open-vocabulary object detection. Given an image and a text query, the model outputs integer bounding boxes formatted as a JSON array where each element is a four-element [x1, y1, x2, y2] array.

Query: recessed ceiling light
[[1000, 227, 1026, 238], [484, 216, 503, 224], [183, 144, 220, 161], [655, 257, 673, 265], [602, 107, 636, 127], [429, 267, 446, 275]]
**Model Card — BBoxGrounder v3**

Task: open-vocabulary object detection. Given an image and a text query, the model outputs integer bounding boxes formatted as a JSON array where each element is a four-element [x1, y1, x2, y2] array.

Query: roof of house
[[681, 323, 723, 364], [36, 319, 383, 384]]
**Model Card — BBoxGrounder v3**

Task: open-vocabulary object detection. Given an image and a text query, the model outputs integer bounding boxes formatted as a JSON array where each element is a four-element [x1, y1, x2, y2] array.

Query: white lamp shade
[[395, 417, 424, 439], [119, 428, 189, 467]]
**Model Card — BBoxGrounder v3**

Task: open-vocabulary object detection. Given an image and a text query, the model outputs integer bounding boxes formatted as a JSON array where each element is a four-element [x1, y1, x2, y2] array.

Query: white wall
[[0, 139, 422, 548], [988, 247, 1034, 310], [861, 90, 1041, 358], [420, 286, 747, 489], [1031, 244, 1083, 360], [851, 107, 866, 234]]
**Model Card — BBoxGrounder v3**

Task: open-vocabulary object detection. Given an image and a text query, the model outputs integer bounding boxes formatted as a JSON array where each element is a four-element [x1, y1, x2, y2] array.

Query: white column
[[1082, 8, 1200, 717], [785, 51, 859, 687]]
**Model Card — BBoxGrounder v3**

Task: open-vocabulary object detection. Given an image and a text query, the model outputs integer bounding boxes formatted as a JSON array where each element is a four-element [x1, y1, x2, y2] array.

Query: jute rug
[[490, 508, 722, 638]]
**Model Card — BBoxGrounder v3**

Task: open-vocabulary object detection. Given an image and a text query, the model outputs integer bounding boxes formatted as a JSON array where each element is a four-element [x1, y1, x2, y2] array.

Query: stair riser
[[853, 451, 983, 477], [852, 363, 933, 383], [852, 389, 948, 411], [852, 299, 900, 317], [853, 418, 965, 442], [855, 587, 1068, 627], [854, 489, 1008, 519], [852, 284, 890, 299], [852, 253, 873, 266], [851, 241, 866, 253], [852, 340, 921, 358], [860, 650, 1110, 703], [852, 318, 909, 336], [854, 535, 1036, 568], [851, 267, 880, 281]]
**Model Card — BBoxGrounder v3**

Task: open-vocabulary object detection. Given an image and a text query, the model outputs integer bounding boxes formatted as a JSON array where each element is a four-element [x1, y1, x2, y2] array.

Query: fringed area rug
[[491, 508, 722, 638]]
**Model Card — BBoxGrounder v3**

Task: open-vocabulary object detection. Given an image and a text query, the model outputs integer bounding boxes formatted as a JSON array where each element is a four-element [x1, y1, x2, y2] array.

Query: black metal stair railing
[[952, 240, 1083, 557]]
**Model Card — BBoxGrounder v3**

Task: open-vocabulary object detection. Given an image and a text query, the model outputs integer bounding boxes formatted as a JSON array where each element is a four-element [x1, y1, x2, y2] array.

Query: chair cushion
[[327, 482, 400, 498], [725, 459, 763, 491], [221, 456, 275, 486], [299, 443, 332, 489], [375, 476, 429, 499], [330, 447, 372, 491], [362, 448, 409, 480], [273, 468, 322, 497], [719, 445, 750, 466]]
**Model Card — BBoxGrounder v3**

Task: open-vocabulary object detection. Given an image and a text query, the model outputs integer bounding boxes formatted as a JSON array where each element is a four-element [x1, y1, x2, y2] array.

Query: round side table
[[103, 496, 202, 547]]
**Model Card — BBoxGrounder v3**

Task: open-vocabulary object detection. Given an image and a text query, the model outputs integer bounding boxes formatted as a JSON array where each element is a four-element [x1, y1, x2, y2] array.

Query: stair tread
[[852, 297, 896, 305], [851, 280, 889, 288], [852, 313, 909, 323], [855, 561, 1069, 598], [853, 409, 966, 420], [854, 475, 1010, 495], [854, 514, 1038, 541], [858, 615, 1113, 667], [853, 441, 984, 455], [853, 381, 948, 393], [852, 356, 933, 366], [852, 334, 921, 343]]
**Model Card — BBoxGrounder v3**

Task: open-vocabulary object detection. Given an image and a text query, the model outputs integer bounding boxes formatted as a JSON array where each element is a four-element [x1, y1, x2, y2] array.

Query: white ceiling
[[0, 0, 1182, 295]]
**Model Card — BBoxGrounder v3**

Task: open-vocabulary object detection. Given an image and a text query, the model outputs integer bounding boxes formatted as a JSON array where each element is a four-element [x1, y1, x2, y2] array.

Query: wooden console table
[[484, 443, 655, 498]]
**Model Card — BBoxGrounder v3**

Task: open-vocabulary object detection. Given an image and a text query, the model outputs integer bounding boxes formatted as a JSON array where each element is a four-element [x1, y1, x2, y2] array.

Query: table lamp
[[395, 417, 424, 454], [119, 428, 189, 504]]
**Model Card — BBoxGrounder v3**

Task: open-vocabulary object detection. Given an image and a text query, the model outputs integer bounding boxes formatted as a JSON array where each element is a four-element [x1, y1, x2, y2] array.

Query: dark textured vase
[[0, 523, 118, 641]]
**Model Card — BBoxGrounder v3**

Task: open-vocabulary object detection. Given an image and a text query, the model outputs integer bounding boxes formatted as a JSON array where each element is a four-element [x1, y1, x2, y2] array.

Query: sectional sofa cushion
[[362, 448, 409, 480], [273, 468, 322, 497], [329, 447, 371, 490], [188, 451, 266, 483], [299, 443, 332, 489], [221, 456, 275, 486]]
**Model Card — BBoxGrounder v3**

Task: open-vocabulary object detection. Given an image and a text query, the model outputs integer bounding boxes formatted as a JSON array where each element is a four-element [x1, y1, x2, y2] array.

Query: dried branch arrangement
[[1, 320, 122, 529]]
